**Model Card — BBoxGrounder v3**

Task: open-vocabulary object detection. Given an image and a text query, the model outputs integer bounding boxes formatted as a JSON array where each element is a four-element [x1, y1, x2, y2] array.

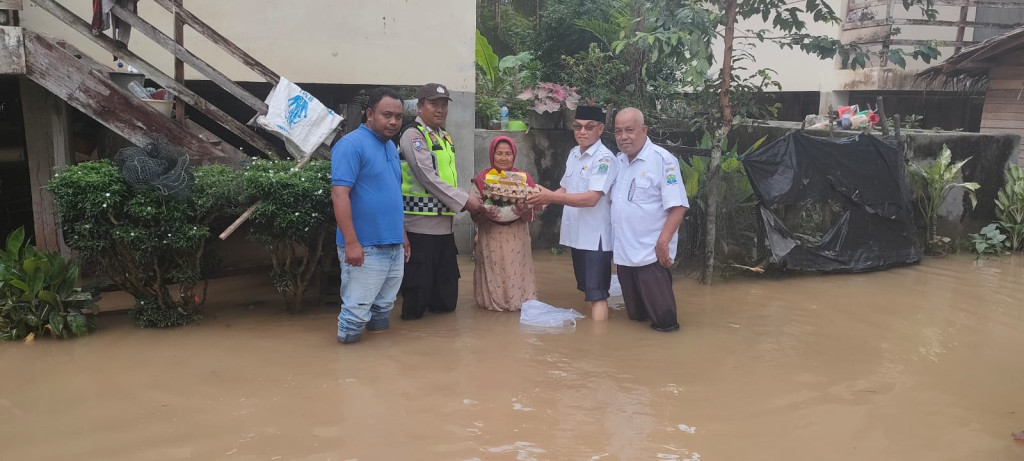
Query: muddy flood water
[[2, 253, 1024, 460]]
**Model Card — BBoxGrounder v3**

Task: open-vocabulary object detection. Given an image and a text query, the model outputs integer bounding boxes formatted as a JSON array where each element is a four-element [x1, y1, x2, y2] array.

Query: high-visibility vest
[[400, 124, 458, 216]]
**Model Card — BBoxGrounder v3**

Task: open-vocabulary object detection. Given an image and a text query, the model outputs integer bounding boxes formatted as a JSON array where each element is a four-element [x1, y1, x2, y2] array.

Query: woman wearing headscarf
[[470, 136, 538, 311]]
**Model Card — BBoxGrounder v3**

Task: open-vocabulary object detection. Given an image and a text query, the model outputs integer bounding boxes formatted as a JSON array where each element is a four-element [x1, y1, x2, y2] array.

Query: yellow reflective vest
[[400, 124, 458, 216]]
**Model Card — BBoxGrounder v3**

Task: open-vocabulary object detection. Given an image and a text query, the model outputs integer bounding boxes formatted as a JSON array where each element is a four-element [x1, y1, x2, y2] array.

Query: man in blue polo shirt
[[331, 87, 410, 344]]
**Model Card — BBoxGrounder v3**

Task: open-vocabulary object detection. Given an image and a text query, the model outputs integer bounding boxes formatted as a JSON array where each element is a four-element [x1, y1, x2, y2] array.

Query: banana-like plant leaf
[[5, 227, 24, 260]]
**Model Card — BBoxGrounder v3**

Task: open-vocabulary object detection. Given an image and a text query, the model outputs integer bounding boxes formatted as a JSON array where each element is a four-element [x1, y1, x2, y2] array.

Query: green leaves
[[476, 29, 500, 84], [909, 144, 981, 251], [969, 223, 1006, 255], [886, 51, 907, 69], [5, 227, 24, 261], [240, 159, 334, 313], [47, 157, 239, 328], [0, 228, 98, 341], [994, 164, 1024, 251]]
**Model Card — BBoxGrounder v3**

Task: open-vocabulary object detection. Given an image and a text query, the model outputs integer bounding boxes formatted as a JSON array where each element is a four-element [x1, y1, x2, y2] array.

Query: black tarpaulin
[[742, 131, 921, 272]]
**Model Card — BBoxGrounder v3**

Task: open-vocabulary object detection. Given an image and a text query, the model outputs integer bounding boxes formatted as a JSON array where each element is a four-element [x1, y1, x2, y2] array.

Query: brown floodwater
[[2, 253, 1024, 460]]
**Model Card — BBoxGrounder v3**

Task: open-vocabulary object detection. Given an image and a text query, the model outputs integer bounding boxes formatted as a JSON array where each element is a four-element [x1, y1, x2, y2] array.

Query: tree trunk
[[701, 0, 737, 285]]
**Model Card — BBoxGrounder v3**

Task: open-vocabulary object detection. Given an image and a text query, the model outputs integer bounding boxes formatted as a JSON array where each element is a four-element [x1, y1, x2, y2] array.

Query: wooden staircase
[[1, 0, 334, 253], [1, 0, 333, 165]]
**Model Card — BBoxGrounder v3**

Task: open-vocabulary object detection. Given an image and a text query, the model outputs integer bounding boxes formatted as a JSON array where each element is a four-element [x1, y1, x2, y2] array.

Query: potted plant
[[517, 82, 581, 130]]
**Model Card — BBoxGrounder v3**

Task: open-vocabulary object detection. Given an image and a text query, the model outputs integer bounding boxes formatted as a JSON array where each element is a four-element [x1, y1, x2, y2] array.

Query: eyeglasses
[[571, 123, 601, 132]]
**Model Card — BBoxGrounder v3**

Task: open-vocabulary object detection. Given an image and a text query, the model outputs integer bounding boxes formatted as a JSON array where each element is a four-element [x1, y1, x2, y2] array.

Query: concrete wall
[[482, 124, 1021, 250]]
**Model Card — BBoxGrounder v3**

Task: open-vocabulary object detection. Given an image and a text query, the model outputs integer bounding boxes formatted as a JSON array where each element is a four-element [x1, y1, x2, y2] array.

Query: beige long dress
[[471, 185, 537, 311]]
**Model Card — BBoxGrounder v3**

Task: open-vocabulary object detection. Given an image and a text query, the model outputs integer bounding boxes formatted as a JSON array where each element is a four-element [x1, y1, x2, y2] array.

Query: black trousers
[[401, 232, 460, 320], [617, 262, 680, 331]]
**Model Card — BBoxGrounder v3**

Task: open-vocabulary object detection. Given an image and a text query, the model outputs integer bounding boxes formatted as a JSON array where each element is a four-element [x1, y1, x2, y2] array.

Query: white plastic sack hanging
[[519, 300, 585, 329], [255, 76, 343, 157]]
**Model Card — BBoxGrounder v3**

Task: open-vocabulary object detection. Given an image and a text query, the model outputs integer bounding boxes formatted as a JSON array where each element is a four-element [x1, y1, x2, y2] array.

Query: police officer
[[398, 83, 484, 320]]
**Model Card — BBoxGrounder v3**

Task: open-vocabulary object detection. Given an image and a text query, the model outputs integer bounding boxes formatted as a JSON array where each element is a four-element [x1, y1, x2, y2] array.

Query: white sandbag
[[255, 76, 343, 157], [519, 299, 585, 328]]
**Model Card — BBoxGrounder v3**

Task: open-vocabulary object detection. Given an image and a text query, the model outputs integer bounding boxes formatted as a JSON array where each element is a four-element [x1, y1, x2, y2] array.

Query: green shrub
[[909, 145, 980, 254], [0, 228, 99, 340], [47, 159, 243, 327], [969, 223, 1006, 255], [995, 164, 1024, 251], [243, 159, 334, 313]]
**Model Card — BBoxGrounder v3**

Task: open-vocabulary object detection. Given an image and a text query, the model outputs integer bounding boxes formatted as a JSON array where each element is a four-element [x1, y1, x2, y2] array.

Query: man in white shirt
[[527, 106, 617, 321], [609, 108, 689, 332]]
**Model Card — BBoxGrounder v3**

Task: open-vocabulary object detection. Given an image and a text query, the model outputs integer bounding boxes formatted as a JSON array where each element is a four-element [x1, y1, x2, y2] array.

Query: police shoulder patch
[[413, 140, 423, 151]]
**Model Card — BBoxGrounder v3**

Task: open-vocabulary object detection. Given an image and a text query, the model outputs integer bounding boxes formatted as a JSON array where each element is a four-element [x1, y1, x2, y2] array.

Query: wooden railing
[[27, 0, 332, 159], [0, 0, 21, 26], [843, 0, 1024, 64]]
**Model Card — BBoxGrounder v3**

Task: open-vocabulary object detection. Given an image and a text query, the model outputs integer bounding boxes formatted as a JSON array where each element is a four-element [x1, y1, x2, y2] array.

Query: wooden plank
[[982, 102, 1024, 113], [987, 78, 1024, 90], [847, 0, 887, 10], [109, 4, 268, 114], [981, 119, 1024, 129], [844, 25, 893, 44], [843, 19, 890, 30], [173, 0, 184, 124], [28, 0, 283, 159], [0, 0, 23, 10], [954, 4, 970, 53], [23, 30, 237, 166], [0, 25, 24, 74], [888, 39, 977, 47], [150, 0, 279, 85], [54, 39, 110, 74], [985, 88, 1024, 99], [891, 18, 1021, 28], [981, 111, 1024, 120], [19, 77, 70, 257]]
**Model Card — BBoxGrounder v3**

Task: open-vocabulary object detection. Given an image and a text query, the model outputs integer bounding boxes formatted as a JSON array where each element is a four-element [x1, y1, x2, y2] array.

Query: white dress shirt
[[610, 138, 690, 267], [558, 140, 617, 251]]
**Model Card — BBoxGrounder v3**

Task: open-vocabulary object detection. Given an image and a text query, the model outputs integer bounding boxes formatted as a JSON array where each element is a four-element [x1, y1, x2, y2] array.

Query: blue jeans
[[337, 244, 404, 343]]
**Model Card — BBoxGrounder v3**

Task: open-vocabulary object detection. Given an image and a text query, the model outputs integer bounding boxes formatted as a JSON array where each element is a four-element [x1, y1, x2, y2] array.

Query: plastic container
[[143, 99, 174, 118], [840, 113, 853, 130], [508, 120, 528, 131], [126, 80, 151, 100], [108, 71, 145, 91], [500, 104, 509, 130], [837, 105, 859, 119], [851, 114, 869, 129]]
